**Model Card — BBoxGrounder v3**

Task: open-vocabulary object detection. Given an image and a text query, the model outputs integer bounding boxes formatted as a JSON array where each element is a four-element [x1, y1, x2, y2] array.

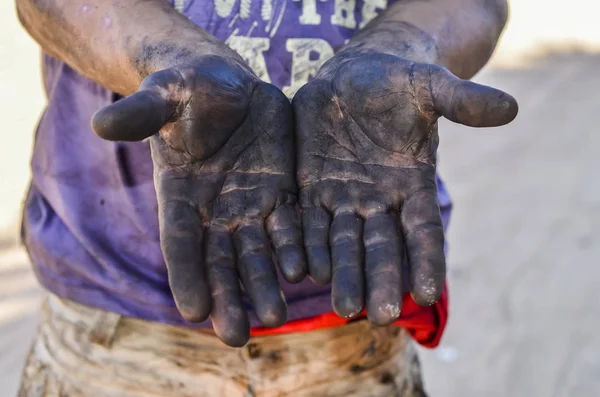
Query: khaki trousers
[[18, 295, 427, 397]]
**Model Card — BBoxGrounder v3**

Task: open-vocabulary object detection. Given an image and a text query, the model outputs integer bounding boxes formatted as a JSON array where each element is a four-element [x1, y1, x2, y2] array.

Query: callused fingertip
[[211, 306, 252, 347], [496, 92, 519, 126], [410, 281, 443, 307], [256, 300, 288, 328], [171, 282, 212, 323], [282, 264, 307, 284], [178, 304, 211, 324], [215, 325, 251, 348], [211, 307, 251, 347], [476, 90, 519, 127], [278, 246, 308, 284], [91, 106, 116, 141], [333, 295, 364, 320], [179, 309, 208, 324], [367, 303, 402, 327]]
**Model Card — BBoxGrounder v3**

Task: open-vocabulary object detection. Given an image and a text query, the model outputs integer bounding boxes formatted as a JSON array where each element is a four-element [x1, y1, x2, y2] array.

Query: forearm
[[343, 0, 509, 79], [16, 0, 239, 95]]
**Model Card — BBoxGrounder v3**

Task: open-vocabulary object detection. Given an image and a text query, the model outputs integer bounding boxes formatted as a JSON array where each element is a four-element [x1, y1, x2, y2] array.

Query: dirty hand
[[92, 55, 306, 347], [293, 51, 518, 325]]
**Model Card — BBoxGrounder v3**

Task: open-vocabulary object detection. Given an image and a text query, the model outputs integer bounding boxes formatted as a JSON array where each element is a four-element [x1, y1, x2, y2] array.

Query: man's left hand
[[293, 51, 518, 325]]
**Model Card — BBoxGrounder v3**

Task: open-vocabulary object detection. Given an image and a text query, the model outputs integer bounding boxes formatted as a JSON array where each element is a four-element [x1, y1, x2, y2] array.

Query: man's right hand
[[92, 56, 306, 347]]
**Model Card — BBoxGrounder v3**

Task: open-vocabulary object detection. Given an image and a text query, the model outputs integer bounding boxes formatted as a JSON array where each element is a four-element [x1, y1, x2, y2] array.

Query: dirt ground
[[2, 1, 600, 396]]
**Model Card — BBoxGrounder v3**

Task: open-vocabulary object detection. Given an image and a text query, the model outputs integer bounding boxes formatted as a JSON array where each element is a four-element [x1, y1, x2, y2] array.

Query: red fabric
[[250, 282, 449, 348]]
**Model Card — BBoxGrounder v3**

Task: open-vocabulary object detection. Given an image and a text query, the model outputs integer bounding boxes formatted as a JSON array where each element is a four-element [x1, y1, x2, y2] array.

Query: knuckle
[[331, 231, 360, 245]]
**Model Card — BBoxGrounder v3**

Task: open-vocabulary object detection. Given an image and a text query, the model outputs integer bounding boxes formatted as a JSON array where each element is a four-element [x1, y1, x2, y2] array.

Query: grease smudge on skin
[[382, 303, 400, 319]]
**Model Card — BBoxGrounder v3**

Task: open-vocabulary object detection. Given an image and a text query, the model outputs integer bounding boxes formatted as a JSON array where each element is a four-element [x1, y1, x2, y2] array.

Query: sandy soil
[[2, 1, 600, 396]]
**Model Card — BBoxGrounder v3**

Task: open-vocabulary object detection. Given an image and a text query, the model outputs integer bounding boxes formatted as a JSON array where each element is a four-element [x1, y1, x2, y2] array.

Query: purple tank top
[[23, 0, 452, 328]]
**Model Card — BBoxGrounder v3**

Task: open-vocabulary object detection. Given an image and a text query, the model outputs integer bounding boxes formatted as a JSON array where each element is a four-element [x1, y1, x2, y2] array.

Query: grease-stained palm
[[294, 52, 518, 325], [92, 56, 306, 347]]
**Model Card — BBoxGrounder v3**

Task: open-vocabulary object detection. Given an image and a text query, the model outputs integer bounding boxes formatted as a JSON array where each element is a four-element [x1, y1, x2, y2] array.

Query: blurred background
[[1, 1, 599, 396]]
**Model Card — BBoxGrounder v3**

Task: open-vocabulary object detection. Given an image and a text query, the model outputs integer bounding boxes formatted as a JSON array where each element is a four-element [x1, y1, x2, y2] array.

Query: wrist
[[320, 21, 441, 77], [129, 31, 247, 84]]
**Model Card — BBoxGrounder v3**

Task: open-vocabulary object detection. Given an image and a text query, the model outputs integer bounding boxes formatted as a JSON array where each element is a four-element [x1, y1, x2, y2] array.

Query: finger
[[400, 189, 446, 306], [364, 212, 403, 326], [330, 211, 365, 318], [205, 225, 250, 347], [159, 199, 211, 322], [234, 222, 287, 328], [431, 67, 518, 127], [266, 205, 307, 283], [302, 207, 332, 285], [91, 89, 172, 142]]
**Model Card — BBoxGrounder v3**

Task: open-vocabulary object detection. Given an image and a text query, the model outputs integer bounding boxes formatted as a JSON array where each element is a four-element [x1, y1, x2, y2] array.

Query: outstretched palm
[[93, 56, 305, 346], [294, 52, 517, 325]]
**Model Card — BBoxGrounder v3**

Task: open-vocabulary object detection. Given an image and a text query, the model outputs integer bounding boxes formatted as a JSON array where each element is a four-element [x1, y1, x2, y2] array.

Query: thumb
[[431, 68, 518, 128], [91, 89, 172, 142]]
